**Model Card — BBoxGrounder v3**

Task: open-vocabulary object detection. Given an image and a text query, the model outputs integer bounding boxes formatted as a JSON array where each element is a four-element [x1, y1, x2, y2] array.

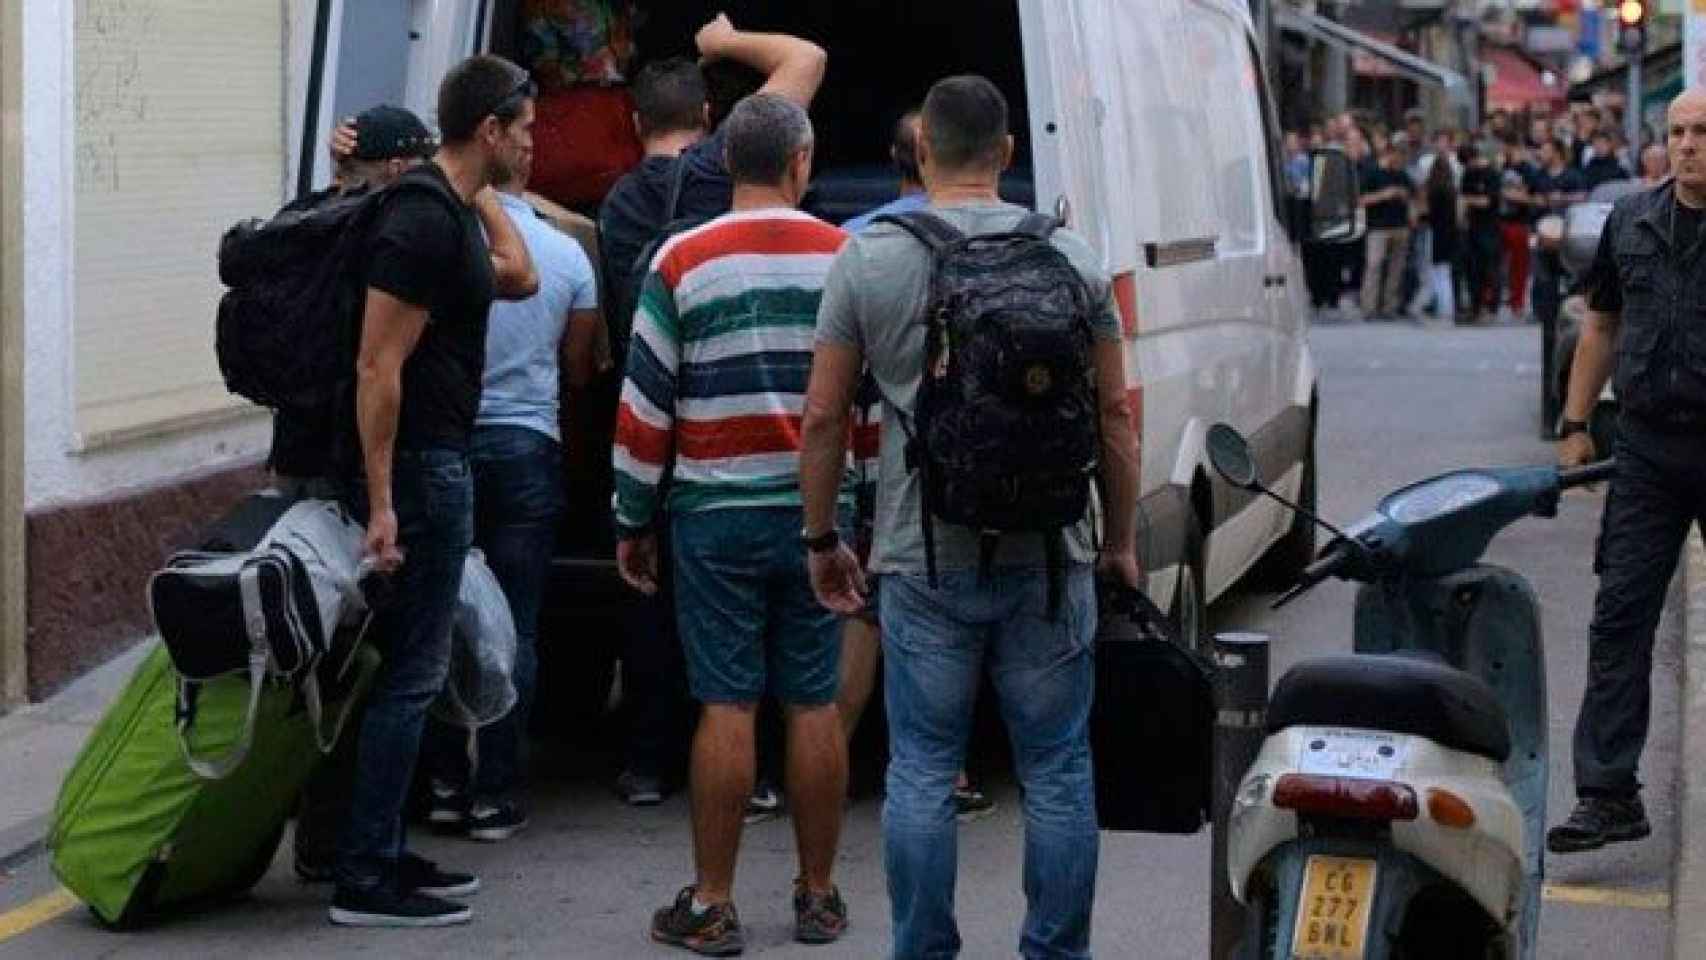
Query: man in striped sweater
[[613, 93, 852, 954]]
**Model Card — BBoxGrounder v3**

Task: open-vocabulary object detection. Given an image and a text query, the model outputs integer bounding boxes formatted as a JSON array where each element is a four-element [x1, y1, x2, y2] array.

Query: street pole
[[1210, 632, 1271, 960], [1628, 52, 1643, 150]]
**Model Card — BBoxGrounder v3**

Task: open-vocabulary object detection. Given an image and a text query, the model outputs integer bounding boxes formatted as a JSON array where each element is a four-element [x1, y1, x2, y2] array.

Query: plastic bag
[[433, 550, 519, 729]]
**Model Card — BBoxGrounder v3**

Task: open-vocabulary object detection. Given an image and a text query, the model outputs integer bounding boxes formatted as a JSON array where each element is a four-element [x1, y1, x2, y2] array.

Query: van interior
[[487, 0, 1037, 221], [489, 0, 1041, 560]]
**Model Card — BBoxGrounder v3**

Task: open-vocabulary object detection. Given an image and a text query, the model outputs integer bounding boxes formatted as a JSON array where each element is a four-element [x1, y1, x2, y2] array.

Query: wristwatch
[[801, 527, 840, 554], [1559, 419, 1589, 439]]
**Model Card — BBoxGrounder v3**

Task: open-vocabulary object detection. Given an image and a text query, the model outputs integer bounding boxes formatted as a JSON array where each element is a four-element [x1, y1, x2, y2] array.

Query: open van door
[[1019, 1, 1109, 256]]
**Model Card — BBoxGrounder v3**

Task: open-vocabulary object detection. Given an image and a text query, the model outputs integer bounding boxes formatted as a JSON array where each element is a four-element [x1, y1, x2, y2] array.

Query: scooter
[[1205, 423, 1614, 960]]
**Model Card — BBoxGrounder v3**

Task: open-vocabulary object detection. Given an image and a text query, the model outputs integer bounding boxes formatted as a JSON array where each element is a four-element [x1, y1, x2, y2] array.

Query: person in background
[[1639, 142, 1670, 185], [615, 93, 853, 954], [518, 0, 644, 207], [1527, 138, 1587, 331], [332, 54, 539, 929], [1414, 151, 1461, 322], [1584, 129, 1631, 191], [1359, 143, 1414, 320], [1499, 137, 1537, 322], [842, 110, 926, 232], [1458, 144, 1503, 325], [420, 134, 602, 843]]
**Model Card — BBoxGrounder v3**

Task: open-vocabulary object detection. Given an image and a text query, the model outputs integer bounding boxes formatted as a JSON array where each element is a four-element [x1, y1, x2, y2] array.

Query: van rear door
[[1019, 1, 1109, 254]]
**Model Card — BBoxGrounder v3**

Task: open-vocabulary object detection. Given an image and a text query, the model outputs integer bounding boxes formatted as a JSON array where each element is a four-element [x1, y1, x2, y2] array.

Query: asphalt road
[[0, 320, 1681, 958]]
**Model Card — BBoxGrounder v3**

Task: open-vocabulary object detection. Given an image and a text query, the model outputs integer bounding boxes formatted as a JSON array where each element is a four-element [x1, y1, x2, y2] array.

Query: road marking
[[0, 888, 78, 943], [1542, 882, 1672, 910]]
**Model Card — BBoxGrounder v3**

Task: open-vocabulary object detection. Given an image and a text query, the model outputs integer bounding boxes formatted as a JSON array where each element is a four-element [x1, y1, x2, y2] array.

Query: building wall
[[16, 0, 314, 699], [21, 0, 271, 516]]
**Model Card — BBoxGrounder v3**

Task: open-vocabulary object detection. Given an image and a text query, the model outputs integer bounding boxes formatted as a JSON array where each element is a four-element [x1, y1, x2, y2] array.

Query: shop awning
[[1275, 6, 1473, 111], [1484, 46, 1566, 112]]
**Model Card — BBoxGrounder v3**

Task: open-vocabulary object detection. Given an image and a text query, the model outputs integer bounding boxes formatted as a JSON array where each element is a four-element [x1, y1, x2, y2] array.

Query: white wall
[[22, 0, 269, 513]]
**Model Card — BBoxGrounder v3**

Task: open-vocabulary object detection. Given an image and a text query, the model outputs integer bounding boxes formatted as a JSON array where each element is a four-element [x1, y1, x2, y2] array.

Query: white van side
[[293, 0, 1317, 653]]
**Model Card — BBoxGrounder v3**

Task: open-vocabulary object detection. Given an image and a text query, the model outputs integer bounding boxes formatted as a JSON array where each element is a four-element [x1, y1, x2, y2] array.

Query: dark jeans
[[1464, 225, 1501, 311], [427, 426, 565, 802], [335, 448, 474, 892], [1572, 415, 1706, 797], [621, 525, 694, 783], [1533, 250, 1564, 331]]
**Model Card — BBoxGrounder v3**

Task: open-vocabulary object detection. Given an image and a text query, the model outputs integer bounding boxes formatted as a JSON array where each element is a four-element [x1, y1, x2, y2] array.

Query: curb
[[1674, 530, 1706, 960]]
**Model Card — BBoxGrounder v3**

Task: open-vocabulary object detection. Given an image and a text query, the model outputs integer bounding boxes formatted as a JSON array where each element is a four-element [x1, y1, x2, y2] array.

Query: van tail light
[[1426, 788, 1477, 829], [1273, 774, 1419, 821]]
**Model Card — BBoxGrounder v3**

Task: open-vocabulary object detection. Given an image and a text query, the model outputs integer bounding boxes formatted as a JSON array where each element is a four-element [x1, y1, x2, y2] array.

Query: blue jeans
[[879, 567, 1099, 960], [336, 448, 475, 891], [427, 425, 565, 801]]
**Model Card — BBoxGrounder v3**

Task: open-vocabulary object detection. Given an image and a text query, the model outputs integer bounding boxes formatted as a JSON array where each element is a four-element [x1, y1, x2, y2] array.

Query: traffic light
[[1618, 0, 1648, 55]]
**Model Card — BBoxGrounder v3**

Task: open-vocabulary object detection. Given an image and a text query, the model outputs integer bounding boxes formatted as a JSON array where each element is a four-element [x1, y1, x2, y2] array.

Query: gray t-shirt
[[814, 202, 1122, 575]]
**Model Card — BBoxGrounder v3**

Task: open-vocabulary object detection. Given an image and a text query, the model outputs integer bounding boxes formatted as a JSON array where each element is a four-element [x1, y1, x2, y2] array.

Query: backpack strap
[[875, 210, 965, 253], [1014, 212, 1062, 241], [662, 156, 691, 225]]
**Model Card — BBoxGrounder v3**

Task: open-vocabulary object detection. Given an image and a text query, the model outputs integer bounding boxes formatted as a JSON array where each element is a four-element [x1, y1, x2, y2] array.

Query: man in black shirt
[[1528, 139, 1587, 330], [1549, 91, 1706, 856], [1358, 144, 1414, 319], [594, 15, 826, 811], [330, 54, 540, 929], [1459, 145, 1503, 322], [1583, 129, 1631, 191]]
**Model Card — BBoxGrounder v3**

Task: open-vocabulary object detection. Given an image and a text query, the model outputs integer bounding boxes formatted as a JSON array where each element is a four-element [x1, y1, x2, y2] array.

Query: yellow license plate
[[1290, 856, 1377, 960]]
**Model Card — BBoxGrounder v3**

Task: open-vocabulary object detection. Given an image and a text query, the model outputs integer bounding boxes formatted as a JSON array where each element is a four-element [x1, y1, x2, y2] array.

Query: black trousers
[[1464, 226, 1501, 311], [1572, 414, 1706, 797], [622, 531, 694, 783]]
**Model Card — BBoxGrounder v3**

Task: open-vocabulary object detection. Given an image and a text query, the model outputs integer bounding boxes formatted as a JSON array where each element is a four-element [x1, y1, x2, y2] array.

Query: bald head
[[1667, 90, 1706, 197]]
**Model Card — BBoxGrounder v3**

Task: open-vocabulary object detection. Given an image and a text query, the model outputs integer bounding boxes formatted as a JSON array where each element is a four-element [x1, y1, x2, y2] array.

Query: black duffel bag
[[1091, 578, 1214, 833]]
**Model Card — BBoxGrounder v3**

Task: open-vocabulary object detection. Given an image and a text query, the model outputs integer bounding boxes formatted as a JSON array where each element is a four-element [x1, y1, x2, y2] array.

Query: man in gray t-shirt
[[815, 203, 1122, 575], [797, 75, 1142, 957]]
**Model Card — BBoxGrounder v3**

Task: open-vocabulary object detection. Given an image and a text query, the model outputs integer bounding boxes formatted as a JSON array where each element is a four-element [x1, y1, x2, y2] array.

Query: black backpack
[[215, 169, 459, 474], [877, 210, 1101, 609]]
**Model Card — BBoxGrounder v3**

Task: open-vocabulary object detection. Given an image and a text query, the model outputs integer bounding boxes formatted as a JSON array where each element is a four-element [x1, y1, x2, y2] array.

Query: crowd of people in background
[[1290, 101, 1664, 327]]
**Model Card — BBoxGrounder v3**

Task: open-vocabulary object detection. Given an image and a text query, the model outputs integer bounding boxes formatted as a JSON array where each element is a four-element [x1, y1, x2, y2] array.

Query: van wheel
[[1171, 515, 1208, 657], [1253, 418, 1317, 589]]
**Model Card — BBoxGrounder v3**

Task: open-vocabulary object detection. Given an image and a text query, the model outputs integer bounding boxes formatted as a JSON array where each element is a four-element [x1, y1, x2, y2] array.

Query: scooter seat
[[1266, 654, 1512, 763]]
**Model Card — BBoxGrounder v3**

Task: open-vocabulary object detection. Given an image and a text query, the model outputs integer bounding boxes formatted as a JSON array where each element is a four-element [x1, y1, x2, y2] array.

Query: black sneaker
[[792, 878, 848, 945], [651, 885, 745, 956], [1546, 795, 1651, 854], [745, 782, 783, 825], [953, 784, 997, 823], [428, 778, 468, 830], [466, 799, 529, 843], [615, 770, 666, 807], [329, 885, 472, 928], [400, 853, 481, 898]]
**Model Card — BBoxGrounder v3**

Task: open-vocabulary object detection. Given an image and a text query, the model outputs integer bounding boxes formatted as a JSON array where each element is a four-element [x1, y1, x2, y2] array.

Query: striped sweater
[[614, 208, 848, 531]]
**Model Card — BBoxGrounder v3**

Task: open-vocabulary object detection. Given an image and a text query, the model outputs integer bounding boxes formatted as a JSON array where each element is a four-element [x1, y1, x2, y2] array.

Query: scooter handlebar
[[1559, 459, 1616, 489], [1273, 540, 1357, 610]]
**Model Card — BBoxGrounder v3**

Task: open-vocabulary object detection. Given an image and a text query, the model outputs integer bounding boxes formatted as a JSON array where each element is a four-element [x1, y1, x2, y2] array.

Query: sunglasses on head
[[489, 75, 538, 121]]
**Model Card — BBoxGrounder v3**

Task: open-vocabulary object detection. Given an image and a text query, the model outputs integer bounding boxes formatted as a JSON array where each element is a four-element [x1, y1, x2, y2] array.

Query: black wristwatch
[[1559, 419, 1589, 439], [801, 527, 840, 554]]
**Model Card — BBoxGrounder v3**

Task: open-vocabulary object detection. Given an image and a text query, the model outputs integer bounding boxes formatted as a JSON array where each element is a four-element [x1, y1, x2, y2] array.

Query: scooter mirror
[[1207, 423, 1260, 490]]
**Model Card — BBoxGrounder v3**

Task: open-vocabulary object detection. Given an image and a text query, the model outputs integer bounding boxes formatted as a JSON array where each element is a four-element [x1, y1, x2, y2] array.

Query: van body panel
[[291, 0, 1317, 631]]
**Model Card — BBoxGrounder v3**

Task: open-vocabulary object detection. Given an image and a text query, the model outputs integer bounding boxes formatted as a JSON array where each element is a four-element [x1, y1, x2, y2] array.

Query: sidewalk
[[0, 640, 148, 867], [1675, 530, 1706, 960]]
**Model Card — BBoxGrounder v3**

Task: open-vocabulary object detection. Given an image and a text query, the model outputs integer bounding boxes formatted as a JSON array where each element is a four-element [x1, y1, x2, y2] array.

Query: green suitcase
[[48, 640, 377, 928]]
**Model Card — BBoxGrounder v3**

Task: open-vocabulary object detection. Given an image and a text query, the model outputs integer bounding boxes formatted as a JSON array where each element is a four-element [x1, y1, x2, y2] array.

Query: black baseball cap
[[352, 105, 438, 161]]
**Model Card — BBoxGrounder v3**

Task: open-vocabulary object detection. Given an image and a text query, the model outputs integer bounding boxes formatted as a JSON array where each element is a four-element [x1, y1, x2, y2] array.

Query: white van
[[301, 0, 1326, 700]]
